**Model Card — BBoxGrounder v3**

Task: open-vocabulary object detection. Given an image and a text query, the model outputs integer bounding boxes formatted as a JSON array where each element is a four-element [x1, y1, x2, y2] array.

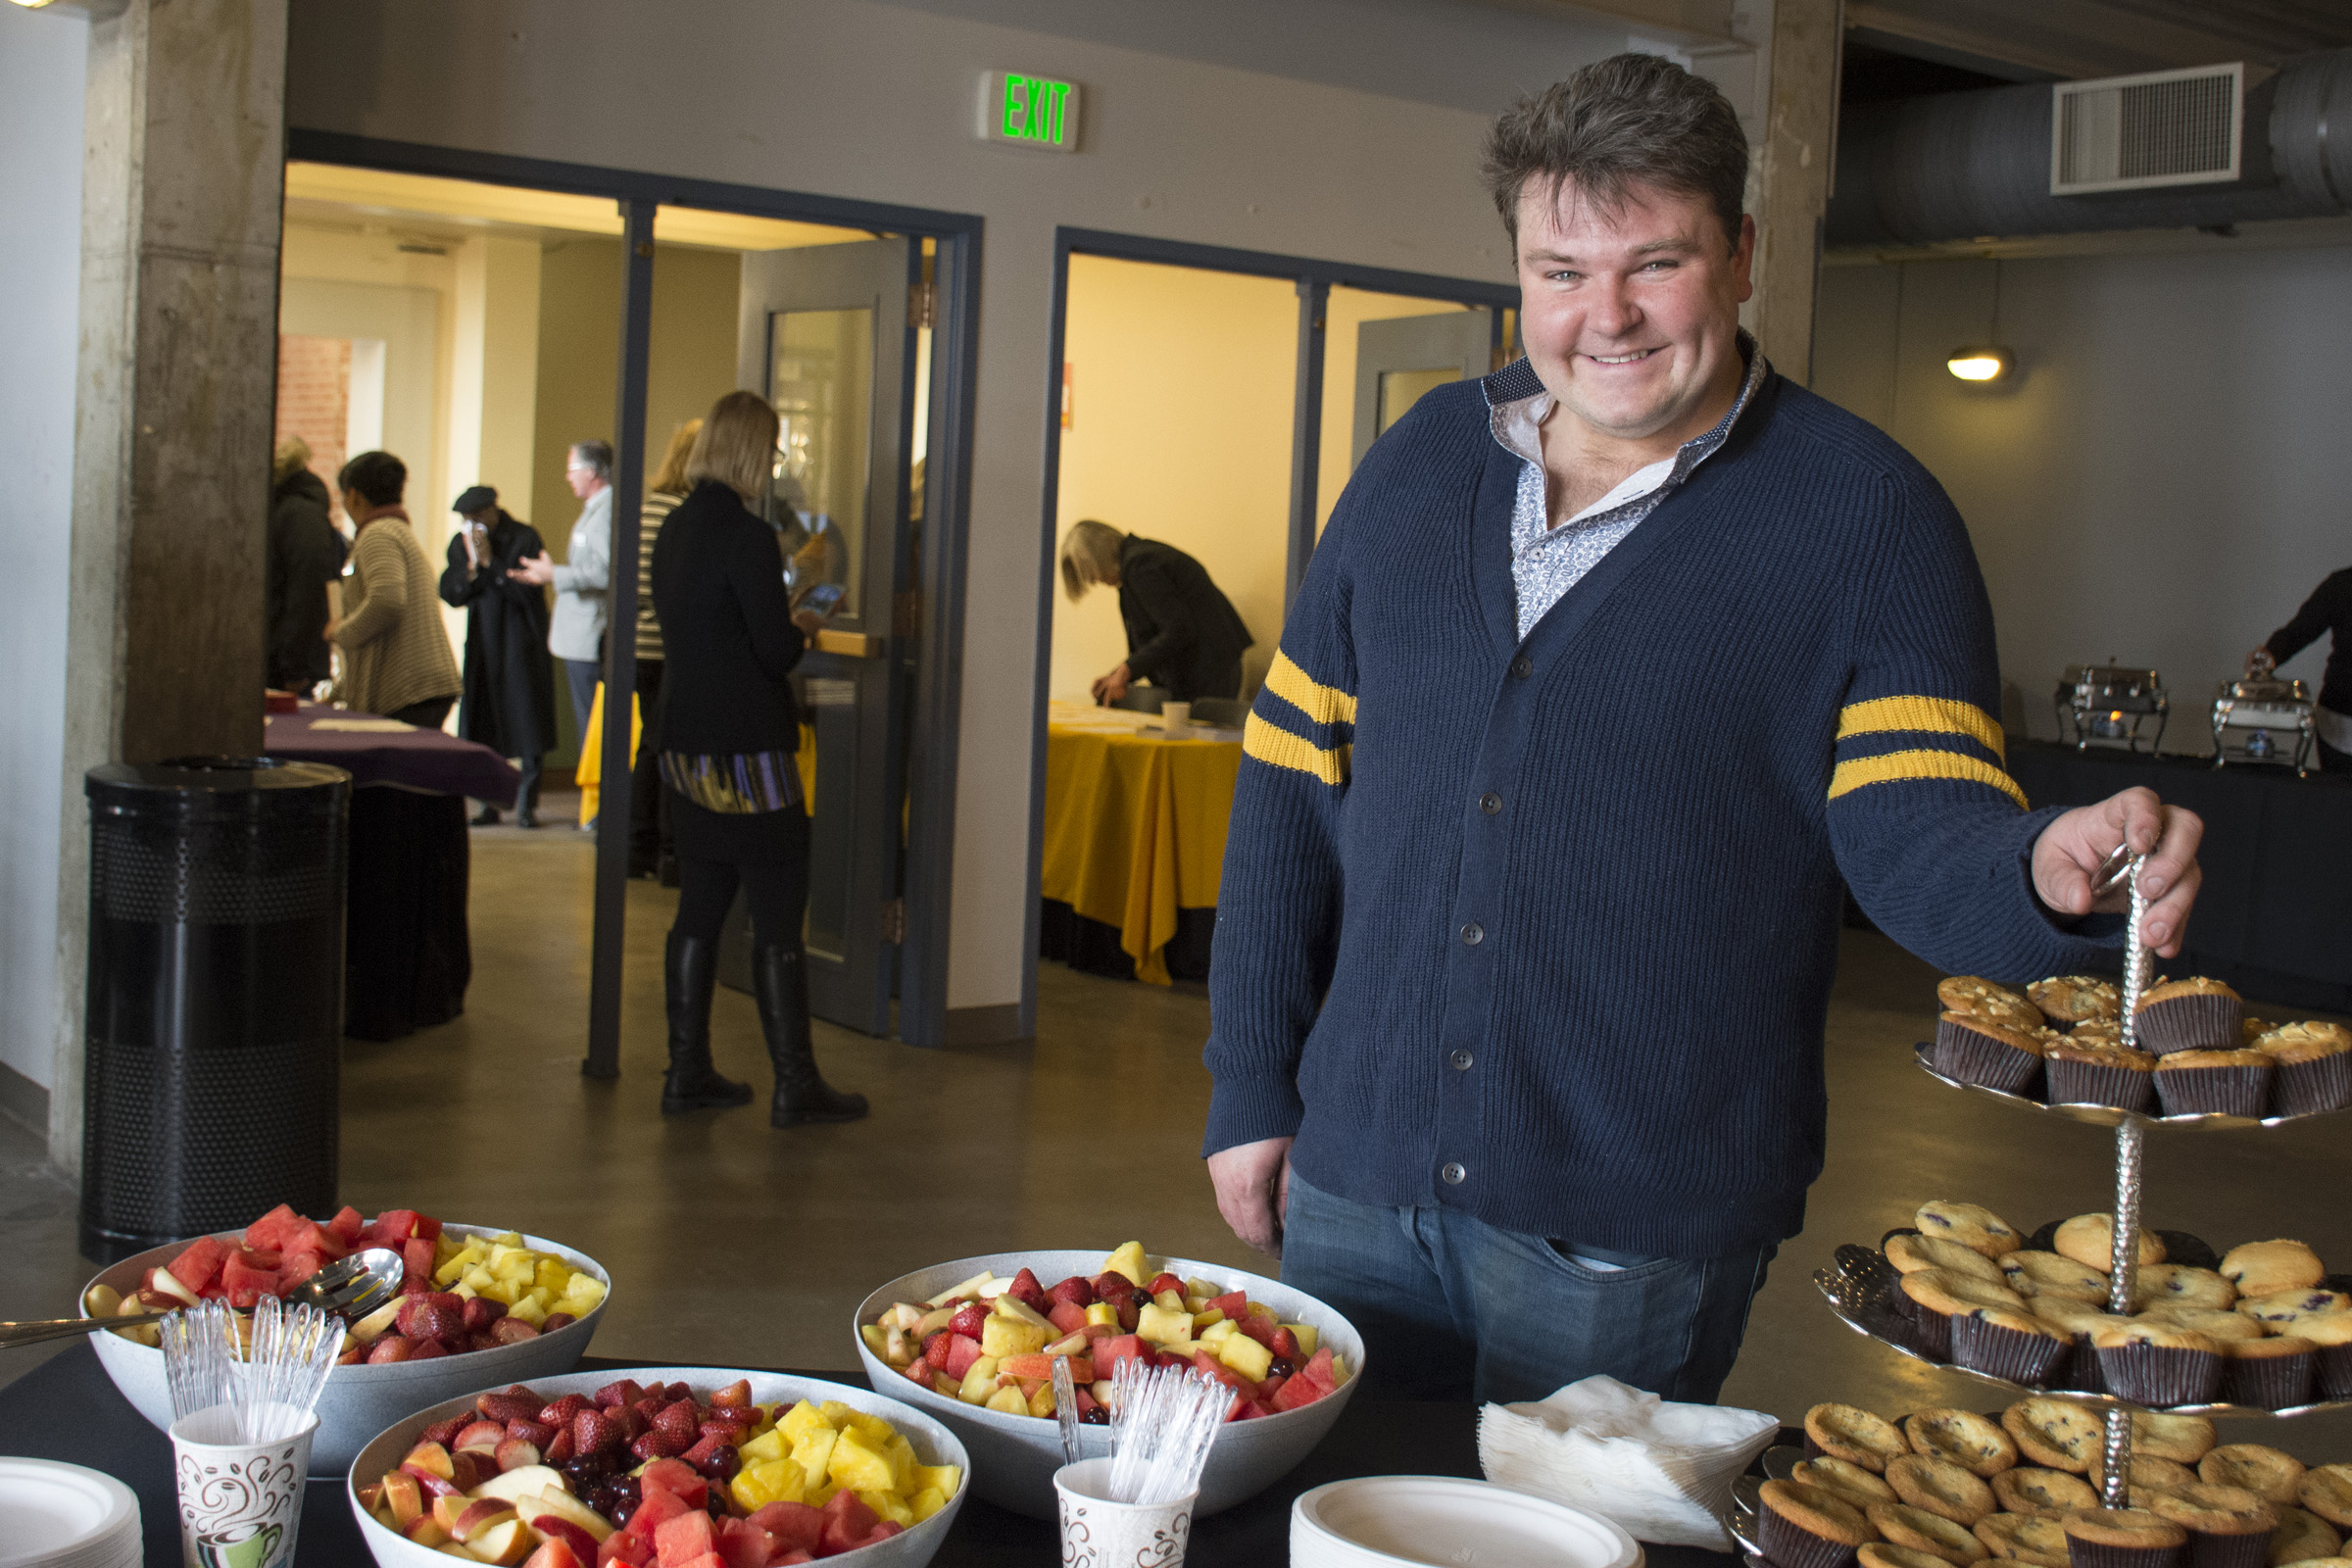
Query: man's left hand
[[509, 552, 555, 586], [2031, 787, 2203, 956]]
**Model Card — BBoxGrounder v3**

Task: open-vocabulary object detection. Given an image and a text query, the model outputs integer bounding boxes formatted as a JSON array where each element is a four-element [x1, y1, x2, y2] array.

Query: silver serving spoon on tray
[[0, 1247, 404, 1350]]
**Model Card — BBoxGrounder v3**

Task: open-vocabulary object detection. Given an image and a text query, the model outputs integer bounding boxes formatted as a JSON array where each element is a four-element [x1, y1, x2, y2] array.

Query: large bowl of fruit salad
[[348, 1367, 969, 1567], [855, 1243, 1363, 1520], [80, 1203, 610, 1475]]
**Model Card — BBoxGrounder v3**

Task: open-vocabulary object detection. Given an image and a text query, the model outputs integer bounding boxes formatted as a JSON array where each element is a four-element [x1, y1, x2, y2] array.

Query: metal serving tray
[[1912, 1042, 2347, 1130]]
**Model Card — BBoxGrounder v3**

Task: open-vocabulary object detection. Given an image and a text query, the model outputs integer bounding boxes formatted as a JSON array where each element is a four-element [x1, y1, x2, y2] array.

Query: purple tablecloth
[[264, 703, 519, 806]]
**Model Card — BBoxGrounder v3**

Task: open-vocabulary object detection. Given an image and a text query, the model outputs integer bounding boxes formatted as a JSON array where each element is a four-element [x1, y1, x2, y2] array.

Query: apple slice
[[521, 1489, 613, 1544], [451, 1496, 517, 1542], [399, 1513, 450, 1548], [401, 1441, 456, 1481], [381, 1470, 425, 1526], [469, 1464, 566, 1505], [525, 1512, 600, 1560], [924, 1270, 996, 1307], [348, 1294, 404, 1346], [466, 1516, 535, 1565], [430, 1494, 470, 1535]]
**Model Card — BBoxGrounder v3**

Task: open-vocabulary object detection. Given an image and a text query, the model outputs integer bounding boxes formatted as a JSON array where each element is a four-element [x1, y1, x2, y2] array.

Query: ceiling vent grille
[[2051, 63, 2243, 195]]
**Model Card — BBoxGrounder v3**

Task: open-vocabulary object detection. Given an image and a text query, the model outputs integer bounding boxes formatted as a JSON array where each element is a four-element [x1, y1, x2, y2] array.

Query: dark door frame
[[285, 129, 983, 1054], [1023, 225, 1517, 1036]]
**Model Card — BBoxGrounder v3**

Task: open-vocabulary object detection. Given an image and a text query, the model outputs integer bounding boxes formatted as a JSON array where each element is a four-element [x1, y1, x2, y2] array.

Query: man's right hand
[[1206, 1136, 1294, 1259]]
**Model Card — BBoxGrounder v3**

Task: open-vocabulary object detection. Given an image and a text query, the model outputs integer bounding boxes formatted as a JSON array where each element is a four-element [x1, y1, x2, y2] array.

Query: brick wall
[[274, 334, 349, 506]]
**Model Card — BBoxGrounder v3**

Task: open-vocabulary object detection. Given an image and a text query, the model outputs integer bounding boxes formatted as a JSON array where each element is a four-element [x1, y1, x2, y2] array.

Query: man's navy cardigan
[[1202, 359, 2119, 1259]]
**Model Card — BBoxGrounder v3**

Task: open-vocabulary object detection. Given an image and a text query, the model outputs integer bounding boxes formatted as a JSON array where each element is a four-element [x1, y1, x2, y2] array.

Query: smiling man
[[1200, 55, 2206, 1406]]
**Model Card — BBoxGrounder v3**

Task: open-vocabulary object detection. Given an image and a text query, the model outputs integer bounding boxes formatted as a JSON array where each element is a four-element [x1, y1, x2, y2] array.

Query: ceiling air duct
[[1829, 47, 2352, 247]]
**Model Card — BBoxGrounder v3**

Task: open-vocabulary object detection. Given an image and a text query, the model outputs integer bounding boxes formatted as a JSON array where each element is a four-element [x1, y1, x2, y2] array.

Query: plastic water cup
[[1055, 1456, 1195, 1567], [170, 1404, 316, 1568], [1159, 701, 1192, 738]]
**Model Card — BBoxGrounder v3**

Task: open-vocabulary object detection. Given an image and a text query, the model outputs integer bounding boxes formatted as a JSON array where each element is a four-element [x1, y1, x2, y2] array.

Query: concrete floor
[[8, 816, 2350, 1462]]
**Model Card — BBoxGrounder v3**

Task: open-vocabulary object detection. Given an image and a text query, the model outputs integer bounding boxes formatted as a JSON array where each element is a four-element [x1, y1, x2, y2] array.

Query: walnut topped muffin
[[2030, 974, 2123, 1023], [1940, 976, 2044, 1033], [2134, 977, 2245, 1055]]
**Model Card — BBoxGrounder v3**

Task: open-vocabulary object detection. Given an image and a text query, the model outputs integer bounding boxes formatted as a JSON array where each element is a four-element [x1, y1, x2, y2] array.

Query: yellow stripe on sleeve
[[1244, 711, 1350, 785], [1829, 748, 2029, 809], [1837, 695, 2005, 762], [1262, 649, 1357, 727]]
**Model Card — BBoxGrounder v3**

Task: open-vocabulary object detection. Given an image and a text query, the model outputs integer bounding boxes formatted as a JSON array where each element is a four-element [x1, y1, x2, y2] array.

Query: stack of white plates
[[1294, 1475, 1646, 1568], [0, 1458, 141, 1568]]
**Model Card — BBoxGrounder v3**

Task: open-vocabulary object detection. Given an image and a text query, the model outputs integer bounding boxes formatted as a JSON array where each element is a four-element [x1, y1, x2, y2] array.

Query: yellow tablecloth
[[574, 687, 815, 823], [1040, 699, 1243, 985]]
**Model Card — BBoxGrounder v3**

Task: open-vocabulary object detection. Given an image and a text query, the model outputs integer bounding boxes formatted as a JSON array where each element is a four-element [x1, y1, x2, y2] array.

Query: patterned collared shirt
[[1491, 332, 1767, 640]]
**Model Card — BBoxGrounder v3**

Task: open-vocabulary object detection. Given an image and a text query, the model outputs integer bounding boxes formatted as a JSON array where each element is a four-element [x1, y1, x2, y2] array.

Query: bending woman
[[1058, 518, 1252, 704], [650, 390, 866, 1126]]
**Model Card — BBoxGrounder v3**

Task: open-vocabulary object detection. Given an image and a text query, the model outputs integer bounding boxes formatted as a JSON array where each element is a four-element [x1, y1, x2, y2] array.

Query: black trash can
[[80, 757, 350, 1261]]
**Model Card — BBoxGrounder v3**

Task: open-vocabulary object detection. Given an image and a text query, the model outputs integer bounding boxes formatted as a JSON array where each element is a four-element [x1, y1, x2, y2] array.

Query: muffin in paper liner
[[1951, 1307, 2069, 1386], [2143, 1483, 2278, 1568], [2062, 1509, 2188, 1568], [1936, 1013, 2046, 1095], [2293, 1319, 2352, 1401], [1759, 1480, 1877, 1568], [2218, 1338, 2316, 1411], [2046, 1045, 2158, 1113], [2255, 1026, 2352, 1117], [2151, 1050, 2273, 1118], [2132, 983, 2243, 1056], [2094, 1334, 2224, 1407]]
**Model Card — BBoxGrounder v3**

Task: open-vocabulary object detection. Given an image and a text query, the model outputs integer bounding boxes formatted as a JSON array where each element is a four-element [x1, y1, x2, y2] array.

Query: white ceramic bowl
[[346, 1366, 968, 1568], [854, 1249, 1364, 1521], [1293, 1476, 1643, 1568], [81, 1222, 608, 1476]]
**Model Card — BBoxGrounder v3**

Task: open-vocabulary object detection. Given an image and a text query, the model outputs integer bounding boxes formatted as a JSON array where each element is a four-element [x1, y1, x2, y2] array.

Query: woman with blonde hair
[[627, 417, 701, 880], [1058, 518, 1252, 705], [648, 390, 865, 1126]]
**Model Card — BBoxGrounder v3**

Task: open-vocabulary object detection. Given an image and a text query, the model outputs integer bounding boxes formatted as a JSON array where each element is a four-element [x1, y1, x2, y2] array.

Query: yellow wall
[[1053, 256, 1296, 703]]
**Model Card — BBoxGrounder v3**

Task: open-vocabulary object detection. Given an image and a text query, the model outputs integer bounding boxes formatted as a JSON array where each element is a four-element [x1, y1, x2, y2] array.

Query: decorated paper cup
[[172, 1403, 316, 1568], [1056, 1457, 1194, 1568]]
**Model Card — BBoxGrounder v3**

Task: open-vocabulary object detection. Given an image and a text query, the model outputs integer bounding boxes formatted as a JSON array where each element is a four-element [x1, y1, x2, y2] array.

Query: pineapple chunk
[[1192, 1307, 1227, 1331], [778, 1401, 834, 1446], [1135, 1303, 1194, 1345], [956, 1356, 1000, 1404], [1083, 1302, 1118, 1328], [1102, 1242, 1149, 1286], [789, 1428, 838, 1490], [533, 1258, 569, 1292], [993, 1294, 1054, 1332], [825, 1427, 897, 1493], [858, 1489, 914, 1528], [906, 1486, 949, 1524], [821, 1402, 896, 1446], [1280, 1322, 1320, 1356], [983, 1384, 1030, 1416], [729, 1458, 804, 1511], [1198, 1319, 1237, 1349], [739, 1428, 788, 1466], [1026, 1384, 1057, 1419], [912, 1463, 962, 1499], [1330, 1353, 1350, 1385], [979, 1316, 1046, 1358], [1185, 1277, 1222, 1299], [883, 1434, 917, 1493], [1217, 1332, 1273, 1382], [564, 1274, 607, 1307], [506, 1296, 547, 1327]]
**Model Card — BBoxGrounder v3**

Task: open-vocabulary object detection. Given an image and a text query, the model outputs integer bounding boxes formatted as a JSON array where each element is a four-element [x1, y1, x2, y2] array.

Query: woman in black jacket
[[1057, 518, 1252, 704], [650, 391, 865, 1126]]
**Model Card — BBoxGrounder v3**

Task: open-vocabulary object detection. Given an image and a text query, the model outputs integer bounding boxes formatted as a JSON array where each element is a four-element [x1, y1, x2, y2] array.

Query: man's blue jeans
[[1281, 1168, 1776, 1406]]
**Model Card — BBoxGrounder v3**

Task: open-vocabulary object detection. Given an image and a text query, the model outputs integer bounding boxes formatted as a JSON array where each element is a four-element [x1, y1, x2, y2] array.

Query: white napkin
[[1477, 1374, 1779, 1549]]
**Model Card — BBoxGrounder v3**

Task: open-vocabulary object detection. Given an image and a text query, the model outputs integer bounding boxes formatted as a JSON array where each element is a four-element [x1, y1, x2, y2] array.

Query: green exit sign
[[979, 70, 1080, 152]]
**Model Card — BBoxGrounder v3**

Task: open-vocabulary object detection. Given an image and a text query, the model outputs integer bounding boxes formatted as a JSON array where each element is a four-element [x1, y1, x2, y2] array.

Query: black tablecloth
[[2008, 740, 2352, 1011], [1037, 899, 1215, 983], [265, 704, 503, 1041], [6, 1342, 1740, 1567]]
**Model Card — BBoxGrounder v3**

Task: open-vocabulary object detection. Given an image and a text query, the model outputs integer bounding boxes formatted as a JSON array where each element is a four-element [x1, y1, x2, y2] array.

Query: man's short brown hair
[[1482, 53, 1748, 255]]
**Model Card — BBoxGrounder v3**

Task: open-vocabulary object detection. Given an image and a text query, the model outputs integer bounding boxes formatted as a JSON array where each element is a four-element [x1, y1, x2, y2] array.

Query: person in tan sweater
[[328, 451, 463, 726]]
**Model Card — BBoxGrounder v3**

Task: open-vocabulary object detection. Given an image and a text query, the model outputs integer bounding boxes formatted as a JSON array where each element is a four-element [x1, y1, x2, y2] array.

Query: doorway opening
[[280, 133, 981, 1054], [1027, 230, 1516, 1025]]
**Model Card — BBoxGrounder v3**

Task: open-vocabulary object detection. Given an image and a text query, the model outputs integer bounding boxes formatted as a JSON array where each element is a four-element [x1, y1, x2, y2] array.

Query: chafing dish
[[2054, 662, 2167, 753], [2213, 668, 2315, 774]]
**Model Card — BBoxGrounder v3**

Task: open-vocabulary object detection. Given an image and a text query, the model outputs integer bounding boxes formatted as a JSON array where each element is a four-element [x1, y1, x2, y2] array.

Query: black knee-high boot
[[661, 930, 752, 1112], [753, 943, 867, 1126]]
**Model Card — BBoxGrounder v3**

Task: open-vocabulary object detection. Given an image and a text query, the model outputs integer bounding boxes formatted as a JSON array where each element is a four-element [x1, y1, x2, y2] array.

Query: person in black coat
[[1057, 518, 1253, 703], [439, 485, 558, 826], [2254, 564, 2352, 769], [649, 390, 865, 1127], [266, 440, 347, 692]]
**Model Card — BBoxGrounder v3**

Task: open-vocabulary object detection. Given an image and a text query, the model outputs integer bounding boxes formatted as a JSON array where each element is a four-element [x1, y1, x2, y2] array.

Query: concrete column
[[1749, 0, 1841, 384], [52, 0, 288, 1174]]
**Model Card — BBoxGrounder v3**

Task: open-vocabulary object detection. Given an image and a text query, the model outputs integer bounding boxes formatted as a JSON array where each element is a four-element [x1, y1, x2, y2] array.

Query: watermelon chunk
[[711, 1517, 771, 1568], [1270, 1372, 1326, 1412], [242, 1203, 303, 1251], [167, 1236, 229, 1293], [1048, 1298, 1089, 1336], [278, 1251, 324, 1287], [817, 1491, 878, 1556], [373, 1208, 423, 1243], [325, 1204, 365, 1244], [1299, 1347, 1340, 1392], [865, 1521, 905, 1543], [1207, 1290, 1248, 1318], [220, 1250, 282, 1303], [400, 1234, 436, 1282], [651, 1510, 714, 1565], [745, 1503, 822, 1554], [1234, 1313, 1280, 1349], [597, 1533, 653, 1567], [287, 1220, 347, 1260]]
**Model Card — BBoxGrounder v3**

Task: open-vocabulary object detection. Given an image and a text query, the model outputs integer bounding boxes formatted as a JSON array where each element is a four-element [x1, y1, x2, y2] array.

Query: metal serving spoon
[[0, 1247, 404, 1350]]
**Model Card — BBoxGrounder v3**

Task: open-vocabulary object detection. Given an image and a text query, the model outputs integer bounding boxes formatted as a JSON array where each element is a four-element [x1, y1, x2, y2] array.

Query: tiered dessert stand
[[1810, 852, 2352, 1523]]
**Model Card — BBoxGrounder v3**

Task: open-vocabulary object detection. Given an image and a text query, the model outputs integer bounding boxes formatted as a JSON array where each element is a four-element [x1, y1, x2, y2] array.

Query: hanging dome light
[[1947, 346, 2011, 382]]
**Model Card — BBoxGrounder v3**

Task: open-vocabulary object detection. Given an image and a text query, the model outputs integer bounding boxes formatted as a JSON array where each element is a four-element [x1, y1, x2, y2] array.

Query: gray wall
[[284, 0, 1638, 1015], [0, 6, 88, 1108], [1812, 246, 2352, 753]]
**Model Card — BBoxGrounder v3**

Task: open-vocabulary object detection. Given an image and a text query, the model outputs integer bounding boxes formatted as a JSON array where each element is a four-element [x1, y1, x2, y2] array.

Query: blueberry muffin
[[2006, 1250, 2118, 1305], [2221, 1243, 2328, 1299], [2202, 1447, 2309, 1507], [2139, 1307, 2269, 1345], [1995, 1467, 2103, 1518], [2134, 978, 2245, 1055], [2002, 1398, 2107, 1473], [2220, 1336, 2318, 1410], [2138, 1266, 2241, 1313], [1908, 1408, 2021, 1477], [2237, 1291, 2352, 1328], [1953, 1305, 2070, 1384], [2297, 1315, 2352, 1400], [2056, 1213, 2168, 1272], [1918, 1202, 2026, 1260], [1905, 1269, 2031, 1356], [2251, 1024, 2352, 1116], [1891, 1234, 2014, 1285], [2062, 1508, 2189, 1568], [2154, 1049, 2276, 1118], [1940, 976, 2046, 1033], [2094, 1319, 2225, 1405], [1761, 1479, 1884, 1568], [1809, 1403, 1915, 1474]]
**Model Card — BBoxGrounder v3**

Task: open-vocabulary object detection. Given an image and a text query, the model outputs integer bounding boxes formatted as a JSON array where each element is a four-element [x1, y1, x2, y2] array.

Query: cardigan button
[[1509, 655, 1533, 679], [1441, 1161, 1467, 1185], [1451, 1049, 1474, 1070], [1460, 923, 1483, 946], [1479, 792, 1502, 814]]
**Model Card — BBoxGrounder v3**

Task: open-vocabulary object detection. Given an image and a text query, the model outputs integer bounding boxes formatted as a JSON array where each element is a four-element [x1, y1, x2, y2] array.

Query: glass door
[[1348, 309, 1494, 469], [737, 238, 918, 1035]]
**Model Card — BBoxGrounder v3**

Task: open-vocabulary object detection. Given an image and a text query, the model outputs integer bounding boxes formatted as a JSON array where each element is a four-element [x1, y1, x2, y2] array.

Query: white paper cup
[[170, 1404, 316, 1568], [1159, 702, 1191, 738], [1055, 1456, 1195, 1567]]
